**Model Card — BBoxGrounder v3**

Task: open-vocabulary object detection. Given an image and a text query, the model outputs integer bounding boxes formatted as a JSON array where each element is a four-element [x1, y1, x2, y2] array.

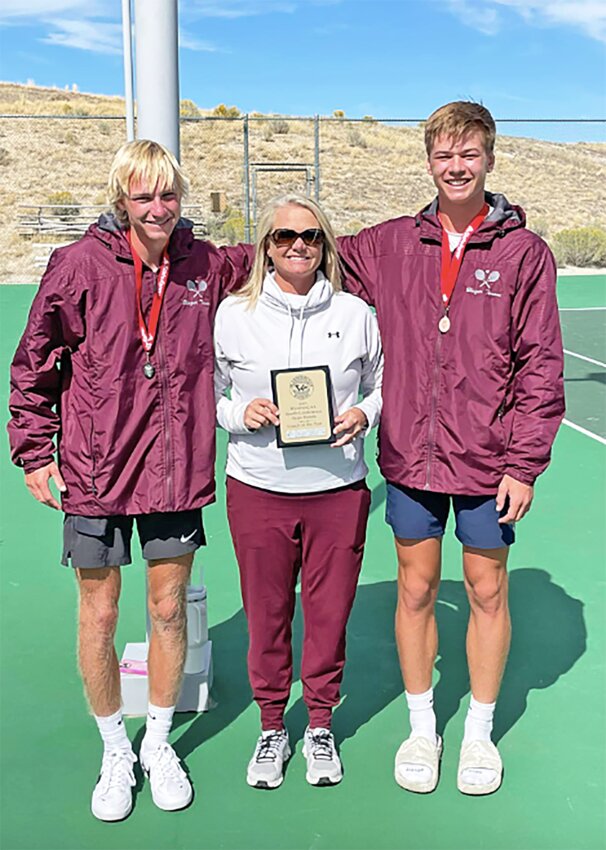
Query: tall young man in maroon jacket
[[8, 140, 251, 820], [339, 102, 564, 795]]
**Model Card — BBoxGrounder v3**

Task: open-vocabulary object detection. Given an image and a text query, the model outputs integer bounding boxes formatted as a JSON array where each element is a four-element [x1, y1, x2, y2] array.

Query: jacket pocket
[[493, 403, 509, 455]]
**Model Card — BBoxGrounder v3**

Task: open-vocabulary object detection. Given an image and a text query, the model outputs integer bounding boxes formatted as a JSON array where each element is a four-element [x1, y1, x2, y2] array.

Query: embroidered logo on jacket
[[466, 269, 502, 298], [183, 278, 210, 306]]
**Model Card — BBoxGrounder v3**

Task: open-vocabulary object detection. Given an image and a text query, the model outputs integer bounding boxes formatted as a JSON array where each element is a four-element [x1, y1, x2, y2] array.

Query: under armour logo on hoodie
[[328, 331, 340, 338]]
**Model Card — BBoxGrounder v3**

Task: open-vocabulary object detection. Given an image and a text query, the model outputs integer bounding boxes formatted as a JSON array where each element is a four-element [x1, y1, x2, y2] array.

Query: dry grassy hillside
[[0, 81, 127, 116], [1, 82, 605, 282]]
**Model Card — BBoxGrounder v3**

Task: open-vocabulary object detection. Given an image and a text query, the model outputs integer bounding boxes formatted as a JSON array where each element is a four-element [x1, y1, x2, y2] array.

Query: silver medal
[[143, 361, 155, 379], [438, 315, 451, 333]]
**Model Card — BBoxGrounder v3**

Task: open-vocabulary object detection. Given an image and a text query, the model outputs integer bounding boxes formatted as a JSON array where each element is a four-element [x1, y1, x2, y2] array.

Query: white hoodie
[[214, 271, 383, 493]]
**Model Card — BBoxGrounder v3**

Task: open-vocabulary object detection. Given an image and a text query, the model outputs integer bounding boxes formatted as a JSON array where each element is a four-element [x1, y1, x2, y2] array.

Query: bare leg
[[393, 537, 444, 793], [139, 555, 194, 812], [457, 546, 509, 795], [394, 537, 442, 693], [78, 568, 138, 821], [146, 554, 193, 707], [76, 566, 122, 716], [463, 546, 510, 703]]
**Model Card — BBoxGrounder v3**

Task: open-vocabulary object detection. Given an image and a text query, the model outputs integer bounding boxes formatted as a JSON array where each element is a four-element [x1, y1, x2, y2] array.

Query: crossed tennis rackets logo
[[187, 278, 208, 298], [183, 278, 210, 306], [474, 269, 501, 289]]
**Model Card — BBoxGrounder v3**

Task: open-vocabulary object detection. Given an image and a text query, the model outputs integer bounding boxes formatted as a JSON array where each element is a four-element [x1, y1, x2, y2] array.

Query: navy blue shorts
[[385, 484, 515, 549]]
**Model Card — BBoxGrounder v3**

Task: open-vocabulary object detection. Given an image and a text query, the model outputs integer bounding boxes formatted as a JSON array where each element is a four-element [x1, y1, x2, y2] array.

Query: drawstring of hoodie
[[259, 272, 333, 368], [298, 303, 308, 367], [275, 286, 312, 368], [286, 300, 295, 368]]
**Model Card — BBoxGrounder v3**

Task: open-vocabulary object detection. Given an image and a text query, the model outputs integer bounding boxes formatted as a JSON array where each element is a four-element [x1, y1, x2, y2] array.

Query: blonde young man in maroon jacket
[[9, 140, 251, 820], [339, 102, 564, 795]]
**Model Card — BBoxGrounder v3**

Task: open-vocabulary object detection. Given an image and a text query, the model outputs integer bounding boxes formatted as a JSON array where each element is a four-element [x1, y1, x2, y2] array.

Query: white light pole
[[133, 0, 180, 158]]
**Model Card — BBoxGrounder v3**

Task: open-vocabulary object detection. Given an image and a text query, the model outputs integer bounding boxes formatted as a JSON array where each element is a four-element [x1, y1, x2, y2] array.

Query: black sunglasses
[[269, 228, 325, 247]]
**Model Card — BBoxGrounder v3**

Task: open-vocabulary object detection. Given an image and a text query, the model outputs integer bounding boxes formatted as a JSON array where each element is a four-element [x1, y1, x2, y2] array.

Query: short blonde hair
[[237, 194, 342, 308], [107, 139, 189, 223], [424, 101, 496, 156]]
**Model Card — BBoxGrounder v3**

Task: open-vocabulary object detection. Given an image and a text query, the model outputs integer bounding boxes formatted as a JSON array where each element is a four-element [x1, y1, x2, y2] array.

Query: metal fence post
[[243, 114, 251, 243], [314, 114, 320, 201], [121, 0, 135, 142]]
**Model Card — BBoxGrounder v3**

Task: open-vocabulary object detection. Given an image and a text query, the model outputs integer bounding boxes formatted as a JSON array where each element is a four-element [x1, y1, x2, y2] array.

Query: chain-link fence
[[1, 114, 605, 282]]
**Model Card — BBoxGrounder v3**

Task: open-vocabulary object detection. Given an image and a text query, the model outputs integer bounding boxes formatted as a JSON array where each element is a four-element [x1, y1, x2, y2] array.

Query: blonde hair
[[424, 101, 496, 156], [107, 139, 189, 224], [238, 194, 342, 307]]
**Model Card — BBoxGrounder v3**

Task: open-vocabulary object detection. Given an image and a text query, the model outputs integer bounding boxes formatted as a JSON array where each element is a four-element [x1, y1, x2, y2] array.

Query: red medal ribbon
[[439, 203, 489, 311], [127, 231, 170, 354]]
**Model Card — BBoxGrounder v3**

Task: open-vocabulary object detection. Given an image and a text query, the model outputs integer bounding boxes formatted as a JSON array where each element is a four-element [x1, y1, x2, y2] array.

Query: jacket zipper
[[89, 418, 98, 496], [420, 220, 503, 489], [424, 322, 444, 491], [154, 270, 174, 510]]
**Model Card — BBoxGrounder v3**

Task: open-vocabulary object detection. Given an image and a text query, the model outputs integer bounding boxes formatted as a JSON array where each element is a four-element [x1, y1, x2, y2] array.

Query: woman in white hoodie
[[214, 195, 382, 790]]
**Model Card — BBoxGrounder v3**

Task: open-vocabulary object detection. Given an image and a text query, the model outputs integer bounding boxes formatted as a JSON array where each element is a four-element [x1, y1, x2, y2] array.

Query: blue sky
[[1, 0, 605, 142]]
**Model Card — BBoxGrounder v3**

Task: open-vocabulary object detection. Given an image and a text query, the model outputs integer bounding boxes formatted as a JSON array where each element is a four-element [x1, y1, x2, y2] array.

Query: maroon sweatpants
[[226, 476, 371, 730]]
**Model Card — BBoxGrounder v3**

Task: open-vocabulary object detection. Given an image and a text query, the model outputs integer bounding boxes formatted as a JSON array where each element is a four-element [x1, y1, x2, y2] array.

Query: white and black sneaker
[[91, 747, 137, 821], [246, 729, 291, 789], [302, 727, 343, 786]]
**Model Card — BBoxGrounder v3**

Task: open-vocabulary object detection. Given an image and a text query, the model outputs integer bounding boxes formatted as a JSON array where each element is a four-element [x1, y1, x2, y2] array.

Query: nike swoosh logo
[[180, 530, 197, 544]]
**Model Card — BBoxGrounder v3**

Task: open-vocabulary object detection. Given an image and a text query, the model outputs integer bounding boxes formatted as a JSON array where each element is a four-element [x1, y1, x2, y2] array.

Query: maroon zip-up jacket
[[8, 215, 252, 516], [338, 193, 565, 494]]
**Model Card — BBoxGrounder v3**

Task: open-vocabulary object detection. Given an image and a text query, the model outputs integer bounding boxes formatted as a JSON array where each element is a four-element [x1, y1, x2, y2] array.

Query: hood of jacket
[[85, 212, 197, 264], [416, 192, 526, 244]]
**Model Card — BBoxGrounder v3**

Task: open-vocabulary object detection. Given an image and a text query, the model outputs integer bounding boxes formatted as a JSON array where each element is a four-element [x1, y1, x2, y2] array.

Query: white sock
[[406, 688, 437, 745], [94, 708, 131, 752], [141, 703, 175, 752], [463, 696, 496, 743]]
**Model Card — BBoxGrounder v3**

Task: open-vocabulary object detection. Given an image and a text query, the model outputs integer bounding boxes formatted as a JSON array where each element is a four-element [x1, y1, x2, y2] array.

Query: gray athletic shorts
[[61, 509, 205, 569]]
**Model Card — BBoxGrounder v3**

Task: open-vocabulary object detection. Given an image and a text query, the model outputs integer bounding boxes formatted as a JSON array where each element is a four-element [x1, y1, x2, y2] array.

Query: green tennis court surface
[[558, 275, 606, 443], [1, 276, 604, 850]]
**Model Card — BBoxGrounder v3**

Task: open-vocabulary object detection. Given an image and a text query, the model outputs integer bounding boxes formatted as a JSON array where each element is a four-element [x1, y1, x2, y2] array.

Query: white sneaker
[[394, 734, 443, 793], [91, 748, 137, 822], [140, 742, 193, 811], [246, 729, 291, 789], [302, 727, 343, 786]]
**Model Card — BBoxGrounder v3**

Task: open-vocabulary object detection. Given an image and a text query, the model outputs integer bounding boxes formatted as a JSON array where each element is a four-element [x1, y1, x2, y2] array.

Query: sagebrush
[[552, 227, 606, 267]]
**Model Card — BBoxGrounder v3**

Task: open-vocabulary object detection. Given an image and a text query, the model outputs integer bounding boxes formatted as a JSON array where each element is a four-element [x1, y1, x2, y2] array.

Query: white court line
[[563, 349, 606, 369], [562, 349, 606, 444], [562, 419, 606, 446], [559, 307, 606, 311]]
